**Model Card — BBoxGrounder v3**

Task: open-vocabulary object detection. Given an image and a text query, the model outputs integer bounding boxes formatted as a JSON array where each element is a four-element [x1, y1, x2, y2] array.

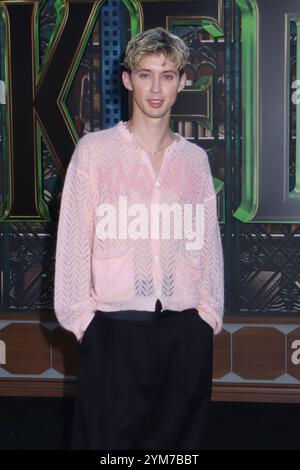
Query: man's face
[[122, 52, 186, 120]]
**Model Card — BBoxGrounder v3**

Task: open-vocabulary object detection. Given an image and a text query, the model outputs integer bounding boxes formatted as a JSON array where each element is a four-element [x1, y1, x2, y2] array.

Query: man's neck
[[126, 114, 174, 151]]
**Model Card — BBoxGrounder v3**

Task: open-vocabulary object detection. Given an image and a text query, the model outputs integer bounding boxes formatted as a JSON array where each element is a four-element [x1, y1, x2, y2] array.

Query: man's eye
[[164, 75, 174, 80], [139, 73, 149, 78]]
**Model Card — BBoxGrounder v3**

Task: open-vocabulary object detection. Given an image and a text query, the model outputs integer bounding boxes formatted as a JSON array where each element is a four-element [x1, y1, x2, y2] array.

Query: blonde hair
[[123, 27, 189, 76]]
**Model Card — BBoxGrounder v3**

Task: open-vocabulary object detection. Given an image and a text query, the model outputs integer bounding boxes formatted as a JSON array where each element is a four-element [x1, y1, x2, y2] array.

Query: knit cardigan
[[54, 121, 224, 341]]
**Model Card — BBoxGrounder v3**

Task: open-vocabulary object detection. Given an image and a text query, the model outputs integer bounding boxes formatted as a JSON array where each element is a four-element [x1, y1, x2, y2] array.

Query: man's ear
[[122, 70, 133, 91], [177, 72, 186, 93]]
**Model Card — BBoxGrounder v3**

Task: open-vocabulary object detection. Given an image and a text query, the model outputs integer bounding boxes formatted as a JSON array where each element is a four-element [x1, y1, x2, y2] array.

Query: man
[[54, 27, 224, 450]]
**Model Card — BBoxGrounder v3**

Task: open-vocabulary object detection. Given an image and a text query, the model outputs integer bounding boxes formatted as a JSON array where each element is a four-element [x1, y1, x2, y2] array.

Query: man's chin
[[143, 108, 170, 119]]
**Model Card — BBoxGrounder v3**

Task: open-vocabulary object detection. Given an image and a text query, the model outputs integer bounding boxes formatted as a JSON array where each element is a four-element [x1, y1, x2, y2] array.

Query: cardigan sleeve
[[196, 149, 224, 334], [54, 137, 97, 341]]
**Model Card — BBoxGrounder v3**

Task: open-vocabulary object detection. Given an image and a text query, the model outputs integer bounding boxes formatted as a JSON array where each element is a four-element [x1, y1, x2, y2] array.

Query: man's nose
[[150, 76, 161, 93]]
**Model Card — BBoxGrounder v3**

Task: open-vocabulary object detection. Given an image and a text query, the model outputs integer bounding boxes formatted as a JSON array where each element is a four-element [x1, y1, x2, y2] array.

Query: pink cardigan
[[54, 121, 224, 341]]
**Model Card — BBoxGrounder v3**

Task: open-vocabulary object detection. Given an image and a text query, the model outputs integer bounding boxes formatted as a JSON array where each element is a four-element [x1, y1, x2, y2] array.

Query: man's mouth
[[147, 100, 164, 108]]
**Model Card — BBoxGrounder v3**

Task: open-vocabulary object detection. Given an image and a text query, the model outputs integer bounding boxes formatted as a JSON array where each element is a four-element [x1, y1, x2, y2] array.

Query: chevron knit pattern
[[54, 121, 224, 341]]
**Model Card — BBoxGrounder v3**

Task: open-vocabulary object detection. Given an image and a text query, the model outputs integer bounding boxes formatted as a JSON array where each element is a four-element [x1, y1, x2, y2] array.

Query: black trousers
[[71, 299, 213, 450]]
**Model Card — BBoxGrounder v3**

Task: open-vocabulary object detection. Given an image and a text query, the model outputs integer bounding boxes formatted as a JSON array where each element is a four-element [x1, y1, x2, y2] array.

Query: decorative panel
[[232, 327, 285, 380]]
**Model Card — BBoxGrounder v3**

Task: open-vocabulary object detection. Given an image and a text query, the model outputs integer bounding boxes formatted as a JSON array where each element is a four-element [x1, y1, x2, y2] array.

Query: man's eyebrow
[[135, 68, 151, 72], [135, 68, 177, 74]]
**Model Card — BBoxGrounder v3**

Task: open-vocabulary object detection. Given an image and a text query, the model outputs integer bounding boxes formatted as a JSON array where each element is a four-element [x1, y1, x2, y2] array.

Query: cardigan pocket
[[176, 250, 202, 299], [93, 238, 131, 258], [91, 245, 135, 302]]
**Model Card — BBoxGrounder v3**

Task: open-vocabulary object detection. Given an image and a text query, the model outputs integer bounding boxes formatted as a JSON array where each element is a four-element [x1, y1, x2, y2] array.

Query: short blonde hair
[[123, 27, 190, 76]]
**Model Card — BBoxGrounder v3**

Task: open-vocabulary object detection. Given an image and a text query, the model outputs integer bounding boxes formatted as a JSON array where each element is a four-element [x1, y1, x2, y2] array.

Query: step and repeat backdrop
[[0, 0, 300, 401]]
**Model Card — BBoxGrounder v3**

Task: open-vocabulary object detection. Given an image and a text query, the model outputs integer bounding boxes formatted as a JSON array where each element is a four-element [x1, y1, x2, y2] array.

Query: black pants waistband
[[95, 299, 197, 322]]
